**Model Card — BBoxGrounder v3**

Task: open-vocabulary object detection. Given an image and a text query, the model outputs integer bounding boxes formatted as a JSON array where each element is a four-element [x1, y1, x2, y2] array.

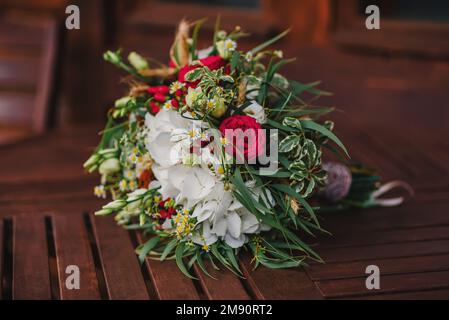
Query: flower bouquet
[[84, 20, 408, 278]]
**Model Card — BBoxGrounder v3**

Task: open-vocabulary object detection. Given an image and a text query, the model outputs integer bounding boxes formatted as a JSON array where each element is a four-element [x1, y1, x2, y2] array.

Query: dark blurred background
[[0, 0, 448, 145]]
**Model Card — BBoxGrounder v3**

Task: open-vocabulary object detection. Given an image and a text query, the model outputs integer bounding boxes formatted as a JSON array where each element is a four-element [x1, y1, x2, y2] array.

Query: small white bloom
[[119, 179, 127, 192], [170, 81, 184, 94], [124, 169, 136, 181], [163, 101, 172, 110], [94, 185, 107, 199], [245, 51, 253, 62], [273, 50, 283, 58], [224, 39, 237, 51], [216, 39, 237, 59]]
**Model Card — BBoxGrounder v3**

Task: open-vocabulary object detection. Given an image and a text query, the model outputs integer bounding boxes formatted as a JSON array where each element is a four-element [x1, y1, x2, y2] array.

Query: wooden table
[[0, 120, 448, 300]]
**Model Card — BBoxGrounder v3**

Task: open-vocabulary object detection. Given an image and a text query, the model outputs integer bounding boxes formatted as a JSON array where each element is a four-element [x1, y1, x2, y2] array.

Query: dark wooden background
[[0, 0, 448, 300]]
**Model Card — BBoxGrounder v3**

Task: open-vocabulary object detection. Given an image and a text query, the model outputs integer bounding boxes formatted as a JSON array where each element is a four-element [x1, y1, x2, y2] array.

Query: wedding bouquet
[[84, 19, 407, 278]]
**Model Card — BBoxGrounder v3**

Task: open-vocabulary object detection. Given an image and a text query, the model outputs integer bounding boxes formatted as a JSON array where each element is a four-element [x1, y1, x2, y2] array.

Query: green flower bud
[[115, 96, 133, 108], [103, 50, 121, 64], [128, 52, 149, 71], [95, 209, 112, 216], [99, 158, 120, 175], [83, 153, 100, 168], [103, 199, 127, 211]]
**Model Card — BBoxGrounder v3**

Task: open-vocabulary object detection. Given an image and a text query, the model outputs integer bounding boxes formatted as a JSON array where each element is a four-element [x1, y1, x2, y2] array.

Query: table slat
[[317, 270, 449, 298], [53, 214, 101, 300], [137, 233, 200, 300], [92, 215, 149, 300], [13, 215, 51, 299], [241, 255, 323, 300], [317, 239, 449, 263], [308, 253, 449, 280], [194, 262, 250, 300]]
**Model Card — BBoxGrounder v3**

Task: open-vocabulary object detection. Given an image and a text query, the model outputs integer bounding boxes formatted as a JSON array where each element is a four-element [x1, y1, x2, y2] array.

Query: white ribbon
[[370, 180, 414, 207]]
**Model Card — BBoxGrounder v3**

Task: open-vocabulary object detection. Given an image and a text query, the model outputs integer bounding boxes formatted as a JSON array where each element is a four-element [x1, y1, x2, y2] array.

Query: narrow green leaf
[[302, 120, 349, 157], [137, 237, 160, 264]]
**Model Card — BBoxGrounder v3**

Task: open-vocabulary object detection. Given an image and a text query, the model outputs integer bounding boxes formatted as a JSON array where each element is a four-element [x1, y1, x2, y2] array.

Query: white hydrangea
[[144, 109, 269, 248]]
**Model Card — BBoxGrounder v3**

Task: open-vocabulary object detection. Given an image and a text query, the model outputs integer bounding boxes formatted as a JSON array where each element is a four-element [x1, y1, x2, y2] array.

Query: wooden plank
[[317, 239, 449, 264], [13, 215, 52, 299], [308, 254, 449, 281], [92, 215, 149, 300], [240, 255, 323, 300], [136, 233, 200, 300], [0, 176, 98, 203], [320, 202, 449, 232], [317, 270, 449, 298], [316, 225, 449, 249], [194, 262, 250, 300], [53, 214, 101, 300]]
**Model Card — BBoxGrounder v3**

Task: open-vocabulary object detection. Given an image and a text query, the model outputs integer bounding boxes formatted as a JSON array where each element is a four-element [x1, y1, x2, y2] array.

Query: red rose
[[219, 115, 266, 163], [178, 55, 227, 86]]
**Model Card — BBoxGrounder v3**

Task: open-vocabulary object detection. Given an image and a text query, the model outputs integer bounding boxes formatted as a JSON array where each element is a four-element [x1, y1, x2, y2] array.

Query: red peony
[[219, 115, 266, 163], [178, 55, 227, 86]]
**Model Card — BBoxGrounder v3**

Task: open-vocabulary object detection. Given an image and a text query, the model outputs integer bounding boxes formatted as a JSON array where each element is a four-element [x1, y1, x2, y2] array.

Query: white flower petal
[[226, 212, 242, 238], [224, 233, 246, 248]]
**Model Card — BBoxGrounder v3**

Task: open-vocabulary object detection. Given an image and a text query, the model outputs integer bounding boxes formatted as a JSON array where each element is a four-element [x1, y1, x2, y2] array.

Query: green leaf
[[137, 237, 160, 264], [160, 238, 178, 261], [230, 51, 241, 73], [289, 80, 332, 96], [175, 242, 197, 279], [279, 135, 300, 153], [301, 120, 349, 157], [224, 246, 242, 275], [249, 29, 290, 55], [283, 117, 302, 130], [191, 18, 207, 60], [195, 250, 216, 279], [185, 68, 203, 81], [272, 184, 320, 227], [266, 119, 296, 133], [220, 75, 234, 83]]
